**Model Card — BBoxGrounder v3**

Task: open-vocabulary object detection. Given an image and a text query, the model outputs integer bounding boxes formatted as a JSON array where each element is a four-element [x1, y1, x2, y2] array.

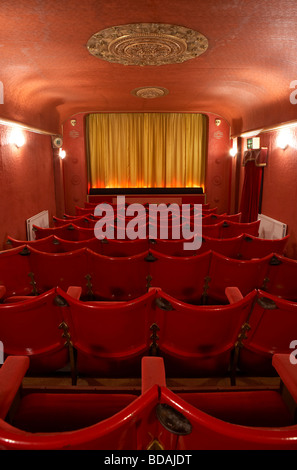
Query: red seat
[[0, 356, 159, 450], [28, 247, 90, 297], [206, 251, 270, 304], [75, 206, 94, 216], [262, 253, 297, 301], [5, 235, 59, 252], [100, 238, 149, 257], [201, 234, 243, 258], [149, 237, 200, 256], [57, 287, 156, 378], [0, 245, 33, 298], [1, 355, 297, 450], [0, 290, 69, 373], [220, 220, 260, 238], [153, 288, 257, 377], [202, 214, 226, 225], [237, 290, 297, 375], [239, 234, 289, 259], [54, 215, 97, 229], [201, 222, 223, 238], [86, 250, 149, 300], [148, 249, 212, 304]]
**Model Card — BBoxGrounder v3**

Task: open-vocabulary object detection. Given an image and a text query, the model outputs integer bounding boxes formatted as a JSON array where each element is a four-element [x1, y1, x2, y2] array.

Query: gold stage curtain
[[86, 113, 207, 189]]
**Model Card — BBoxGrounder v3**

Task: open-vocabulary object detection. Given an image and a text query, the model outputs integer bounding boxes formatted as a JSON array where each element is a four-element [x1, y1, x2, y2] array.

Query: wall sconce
[[229, 138, 237, 157], [277, 129, 291, 150], [9, 128, 25, 148], [59, 148, 66, 159]]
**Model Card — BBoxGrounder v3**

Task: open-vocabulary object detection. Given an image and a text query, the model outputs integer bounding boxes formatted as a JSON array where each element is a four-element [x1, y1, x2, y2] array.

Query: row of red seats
[[53, 211, 242, 228], [0, 247, 296, 304], [6, 232, 289, 259], [81, 200, 215, 212], [0, 284, 296, 382], [31, 218, 260, 241], [0, 354, 297, 449]]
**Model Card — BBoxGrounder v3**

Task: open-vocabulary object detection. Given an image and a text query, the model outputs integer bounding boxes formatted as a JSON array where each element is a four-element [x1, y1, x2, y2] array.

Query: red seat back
[[153, 289, 257, 376], [148, 250, 212, 304], [206, 251, 270, 304], [0, 246, 32, 297], [239, 234, 289, 260], [262, 254, 297, 300], [0, 289, 68, 373], [57, 287, 156, 376], [238, 290, 297, 374]]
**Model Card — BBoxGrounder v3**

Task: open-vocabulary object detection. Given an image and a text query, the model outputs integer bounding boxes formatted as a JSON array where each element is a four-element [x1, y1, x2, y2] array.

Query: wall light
[[229, 138, 237, 157], [9, 128, 25, 148], [59, 148, 66, 159], [276, 129, 291, 150]]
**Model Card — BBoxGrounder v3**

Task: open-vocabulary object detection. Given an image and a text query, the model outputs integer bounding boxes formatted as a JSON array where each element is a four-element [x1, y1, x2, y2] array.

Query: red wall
[[205, 115, 232, 214], [0, 125, 57, 249], [61, 115, 88, 216], [61, 112, 232, 216], [254, 129, 297, 259]]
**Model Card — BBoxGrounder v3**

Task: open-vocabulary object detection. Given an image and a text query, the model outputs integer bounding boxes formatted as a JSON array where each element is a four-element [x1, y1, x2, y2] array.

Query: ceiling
[[1, 0, 297, 136]]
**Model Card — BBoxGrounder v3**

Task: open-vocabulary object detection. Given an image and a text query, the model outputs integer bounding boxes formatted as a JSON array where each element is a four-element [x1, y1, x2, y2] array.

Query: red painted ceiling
[[1, 0, 297, 135]]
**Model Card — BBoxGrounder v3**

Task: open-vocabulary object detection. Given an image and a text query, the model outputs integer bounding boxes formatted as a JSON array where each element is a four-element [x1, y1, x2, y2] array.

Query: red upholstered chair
[[239, 234, 290, 260], [58, 216, 96, 229], [28, 247, 90, 297], [0, 355, 159, 450], [236, 290, 297, 375], [201, 222, 223, 238], [220, 219, 260, 239], [56, 286, 156, 378], [157, 379, 297, 449], [75, 206, 94, 216], [1, 355, 297, 450], [5, 235, 59, 252], [149, 237, 200, 257], [53, 215, 90, 227], [99, 238, 149, 257], [152, 288, 257, 377], [202, 213, 226, 225], [201, 234, 243, 259], [0, 289, 69, 373], [148, 249, 212, 304], [261, 253, 297, 301], [0, 245, 33, 298], [206, 251, 270, 304], [86, 250, 149, 300]]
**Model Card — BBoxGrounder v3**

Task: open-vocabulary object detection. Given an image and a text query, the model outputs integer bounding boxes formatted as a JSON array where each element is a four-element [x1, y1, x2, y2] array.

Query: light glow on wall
[[59, 148, 66, 159], [9, 128, 25, 148], [276, 128, 292, 150]]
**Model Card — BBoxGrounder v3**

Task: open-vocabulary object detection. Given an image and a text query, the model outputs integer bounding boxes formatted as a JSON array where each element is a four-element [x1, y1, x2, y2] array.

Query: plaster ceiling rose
[[87, 23, 208, 66], [131, 86, 169, 99]]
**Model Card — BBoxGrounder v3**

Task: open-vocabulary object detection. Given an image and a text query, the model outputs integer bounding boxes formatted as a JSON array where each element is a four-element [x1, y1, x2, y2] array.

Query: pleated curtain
[[86, 113, 207, 189]]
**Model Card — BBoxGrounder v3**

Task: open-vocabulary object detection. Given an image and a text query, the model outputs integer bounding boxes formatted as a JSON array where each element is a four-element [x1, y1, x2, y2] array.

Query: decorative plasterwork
[[131, 86, 169, 99], [87, 23, 208, 66]]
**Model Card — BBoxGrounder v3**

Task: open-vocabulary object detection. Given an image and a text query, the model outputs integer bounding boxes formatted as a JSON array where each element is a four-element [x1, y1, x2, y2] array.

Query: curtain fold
[[240, 160, 263, 223], [86, 113, 207, 189]]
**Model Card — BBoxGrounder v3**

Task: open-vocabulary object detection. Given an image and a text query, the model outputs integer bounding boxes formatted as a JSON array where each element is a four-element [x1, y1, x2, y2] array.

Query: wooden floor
[[22, 374, 281, 394]]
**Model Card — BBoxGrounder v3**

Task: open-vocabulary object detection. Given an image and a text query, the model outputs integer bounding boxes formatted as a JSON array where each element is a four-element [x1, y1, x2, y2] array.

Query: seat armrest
[[225, 287, 244, 304], [66, 286, 82, 300], [0, 356, 30, 419]]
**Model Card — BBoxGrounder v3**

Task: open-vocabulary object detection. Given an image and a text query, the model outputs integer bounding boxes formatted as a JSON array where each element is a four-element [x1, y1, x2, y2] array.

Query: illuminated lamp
[[9, 128, 25, 148]]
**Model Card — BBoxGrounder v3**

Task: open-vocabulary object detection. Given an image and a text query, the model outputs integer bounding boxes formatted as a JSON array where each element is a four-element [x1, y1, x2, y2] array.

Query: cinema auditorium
[[1, 0, 297, 451]]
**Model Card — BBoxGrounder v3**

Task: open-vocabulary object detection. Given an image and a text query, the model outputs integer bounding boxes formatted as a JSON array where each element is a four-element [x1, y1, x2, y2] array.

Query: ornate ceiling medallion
[[131, 86, 169, 99], [87, 23, 208, 66]]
